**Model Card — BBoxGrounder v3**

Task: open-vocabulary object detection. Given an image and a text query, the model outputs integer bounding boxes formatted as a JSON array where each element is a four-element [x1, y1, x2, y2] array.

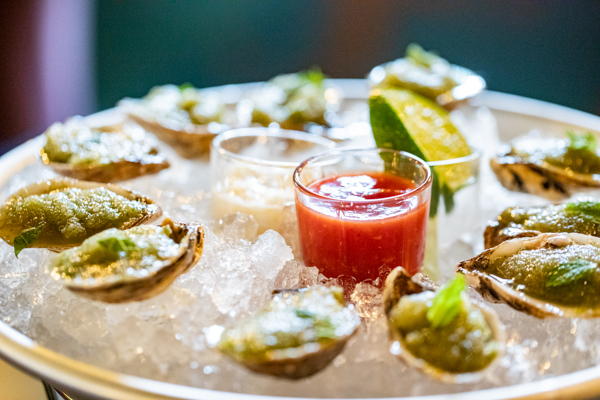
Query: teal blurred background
[[1, 0, 600, 154]]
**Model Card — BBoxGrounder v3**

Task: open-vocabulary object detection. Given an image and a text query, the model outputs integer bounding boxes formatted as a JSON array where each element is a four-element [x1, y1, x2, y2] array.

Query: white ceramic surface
[[1, 80, 600, 400]]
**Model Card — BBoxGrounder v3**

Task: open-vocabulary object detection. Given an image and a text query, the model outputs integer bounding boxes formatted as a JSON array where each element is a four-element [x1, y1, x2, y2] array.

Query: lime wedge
[[370, 88, 473, 215]]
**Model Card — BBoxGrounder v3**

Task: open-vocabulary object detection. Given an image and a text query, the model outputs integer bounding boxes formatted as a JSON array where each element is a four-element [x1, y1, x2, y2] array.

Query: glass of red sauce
[[293, 148, 433, 285]]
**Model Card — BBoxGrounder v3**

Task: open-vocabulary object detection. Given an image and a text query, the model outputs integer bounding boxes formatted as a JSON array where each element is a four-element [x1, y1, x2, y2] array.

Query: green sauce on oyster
[[42, 120, 161, 168], [0, 186, 156, 248], [389, 278, 500, 374], [369, 44, 461, 101], [46, 219, 203, 303], [144, 84, 227, 126], [217, 286, 360, 379], [251, 69, 329, 130], [488, 243, 600, 308], [511, 132, 600, 175], [499, 202, 600, 236], [490, 132, 600, 201], [177, 85, 226, 125], [48, 225, 184, 284]]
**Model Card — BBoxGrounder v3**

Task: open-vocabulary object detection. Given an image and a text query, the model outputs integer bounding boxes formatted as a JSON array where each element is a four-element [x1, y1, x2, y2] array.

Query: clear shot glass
[[424, 148, 482, 281], [211, 127, 335, 234]]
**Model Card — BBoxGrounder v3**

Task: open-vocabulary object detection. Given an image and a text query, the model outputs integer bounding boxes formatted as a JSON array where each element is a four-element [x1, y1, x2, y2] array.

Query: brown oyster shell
[[120, 95, 234, 159], [64, 219, 204, 303], [40, 124, 170, 183], [0, 178, 161, 252], [42, 152, 169, 183], [490, 147, 600, 201], [220, 288, 360, 380], [457, 232, 600, 318], [383, 267, 505, 383], [126, 111, 217, 159], [484, 220, 541, 249], [368, 63, 486, 111]]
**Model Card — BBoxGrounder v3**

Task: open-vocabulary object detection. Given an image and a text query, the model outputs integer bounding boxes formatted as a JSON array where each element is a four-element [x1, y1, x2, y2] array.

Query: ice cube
[[214, 212, 258, 243]]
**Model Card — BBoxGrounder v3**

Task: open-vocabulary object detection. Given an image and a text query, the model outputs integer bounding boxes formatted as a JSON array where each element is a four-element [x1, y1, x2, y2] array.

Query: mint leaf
[[567, 130, 597, 152], [98, 236, 139, 255], [427, 275, 466, 329], [13, 224, 45, 257], [178, 82, 194, 91], [565, 201, 600, 225], [546, 259, 597, 288], [293, 309, 336, 338], [299, 67, 325, 86], [295, 309, 315, 319]]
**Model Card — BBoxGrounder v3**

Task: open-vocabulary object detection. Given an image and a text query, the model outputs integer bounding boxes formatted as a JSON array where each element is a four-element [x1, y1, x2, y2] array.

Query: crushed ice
[[1, 110, 600, 396]]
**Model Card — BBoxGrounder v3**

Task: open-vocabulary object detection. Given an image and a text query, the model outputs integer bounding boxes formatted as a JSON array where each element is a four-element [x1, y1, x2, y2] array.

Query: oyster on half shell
[[48, 219, 204, 303], [490, 134, 600, 201], [383, 267, 505, 383], [120, 84, 235, 159], [484, 201, 600, 249], [458, 232, 600, 318], [367, 44, 486, 110], [40, 119, 169, 183], [0, 178, 161, 253], [248, 69, 332, 131], [217, 286, 361, 379]]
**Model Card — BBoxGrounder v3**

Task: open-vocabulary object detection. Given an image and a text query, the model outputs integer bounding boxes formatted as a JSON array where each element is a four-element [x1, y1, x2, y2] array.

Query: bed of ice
[[1, 102, 600, 398]]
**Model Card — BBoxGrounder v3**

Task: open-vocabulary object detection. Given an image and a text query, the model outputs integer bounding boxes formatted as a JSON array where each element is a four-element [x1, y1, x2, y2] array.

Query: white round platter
[[0, 79, 600, 400]]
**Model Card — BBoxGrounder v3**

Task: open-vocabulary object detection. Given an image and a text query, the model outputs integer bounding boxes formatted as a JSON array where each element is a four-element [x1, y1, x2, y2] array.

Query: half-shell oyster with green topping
[[383, 267, 505, 383], [47, 219, 204, 303], [0, 178, 161, 254], [248, 69, 332, 131], [458, 232, 600, 318], [490, 132, 600, 201], [484, 201, 600, 248], [217, 286, 361, 379], [367, 43, 486, 110], [120, 84, 235, 158], [40, 119, 170, 183]]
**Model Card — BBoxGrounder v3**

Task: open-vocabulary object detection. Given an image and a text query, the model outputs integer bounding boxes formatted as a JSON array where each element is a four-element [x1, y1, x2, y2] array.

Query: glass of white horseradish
[[211, 127, 335, 234]]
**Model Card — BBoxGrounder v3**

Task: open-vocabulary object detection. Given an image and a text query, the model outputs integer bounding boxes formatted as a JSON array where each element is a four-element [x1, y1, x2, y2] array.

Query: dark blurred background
[[1, 0, 599, 155]]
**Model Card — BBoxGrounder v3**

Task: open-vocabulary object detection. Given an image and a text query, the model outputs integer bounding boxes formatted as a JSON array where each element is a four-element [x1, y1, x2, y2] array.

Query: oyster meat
[[490, 132, 600, 201], [485, 200, 600, 248], [40, 118, 169, 183], [217, 286, 360, 379], [0, 179, 161, 254], [249, 69, 333, 131], [120, 84, 235, 158], [48, 219, 204, 303], [458, 232, 600, 318], [383, 267, 505, 383], [368, 43, 486, 109]]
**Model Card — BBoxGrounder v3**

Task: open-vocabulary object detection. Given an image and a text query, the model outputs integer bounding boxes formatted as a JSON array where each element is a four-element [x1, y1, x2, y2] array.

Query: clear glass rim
[[211, 127, 336, 168], [426, 146, 482, 167], [293, 147, 433, 204]]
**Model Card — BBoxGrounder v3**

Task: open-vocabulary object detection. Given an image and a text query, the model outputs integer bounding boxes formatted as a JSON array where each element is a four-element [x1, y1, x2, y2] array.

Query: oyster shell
[[217, 286, 361, 379], [0, 178, 161, 253], [49, 219, 204, 303], [40, 119, 169, 183], [458, 232, 600, 318], [248, 69, 332, 131], [367, 44, 486, 110], [120, 85, 234, 159], [490, 136, 600, 201], [484, 201, 600, 248], [383, 267, 505, 383]]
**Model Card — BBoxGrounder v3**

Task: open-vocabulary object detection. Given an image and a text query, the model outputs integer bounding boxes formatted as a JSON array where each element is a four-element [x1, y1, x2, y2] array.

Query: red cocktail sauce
[[296, 171, 429, 284]]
